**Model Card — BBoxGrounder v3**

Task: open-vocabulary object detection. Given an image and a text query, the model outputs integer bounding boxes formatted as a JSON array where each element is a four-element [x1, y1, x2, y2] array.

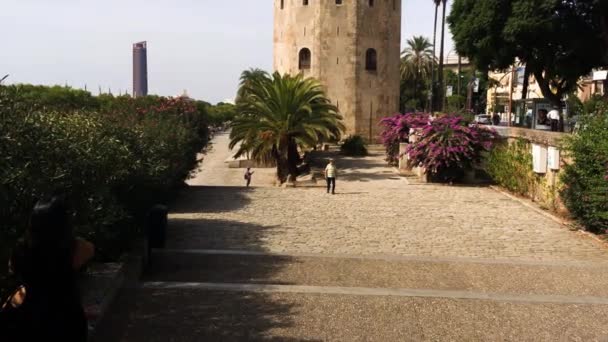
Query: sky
[[0, 0, 454, 104]]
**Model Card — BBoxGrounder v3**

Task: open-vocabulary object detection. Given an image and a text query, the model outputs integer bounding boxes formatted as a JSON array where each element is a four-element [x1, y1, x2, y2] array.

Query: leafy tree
[[448, 0, 607, 109], [206, 102, 236, 127], [230, 72, 344, 184]]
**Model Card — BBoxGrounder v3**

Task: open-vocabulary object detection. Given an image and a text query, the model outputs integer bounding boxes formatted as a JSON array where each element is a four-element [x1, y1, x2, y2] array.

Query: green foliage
[[448, 0, 607, 107], [561, 113, 608, 233], [340, 135, 368, 157], [583, 95, 608, 116], [230, 71, 344, 183], [446, 95, 466, 113], [0, 85, 210, 294], [206, 102, 236, 127], [3, 84, 98, 112], [400, 36, 434, 111], [486, 139, 538, 196]]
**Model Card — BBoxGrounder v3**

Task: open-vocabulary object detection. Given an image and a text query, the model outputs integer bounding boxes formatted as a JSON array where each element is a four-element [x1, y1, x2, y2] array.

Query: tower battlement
[[274, 0, 402, 141]]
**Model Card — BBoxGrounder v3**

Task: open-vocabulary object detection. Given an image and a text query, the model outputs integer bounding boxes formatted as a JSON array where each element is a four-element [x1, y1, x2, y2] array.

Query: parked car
[[474, 114, 492, 125]]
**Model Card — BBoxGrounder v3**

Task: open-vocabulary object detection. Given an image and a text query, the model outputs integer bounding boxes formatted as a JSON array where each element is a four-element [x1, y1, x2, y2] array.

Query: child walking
[[244, 168, 254, 187]]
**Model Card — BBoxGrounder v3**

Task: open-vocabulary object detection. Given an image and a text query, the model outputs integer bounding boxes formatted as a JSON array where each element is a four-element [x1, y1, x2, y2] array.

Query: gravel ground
[[93, 132, 608, 342]]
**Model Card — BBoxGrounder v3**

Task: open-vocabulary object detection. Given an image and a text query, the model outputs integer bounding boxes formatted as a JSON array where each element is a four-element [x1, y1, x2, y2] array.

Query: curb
[[489, 185, 608, 247], [87, 237, 149, 337]]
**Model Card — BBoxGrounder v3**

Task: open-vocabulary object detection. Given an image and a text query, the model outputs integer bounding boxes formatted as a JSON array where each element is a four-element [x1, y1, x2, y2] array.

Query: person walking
[[548, 107, 561, 132], [0, 195, 94, 341], [244, 168, 254, 187], [325, 159, 337, 194]]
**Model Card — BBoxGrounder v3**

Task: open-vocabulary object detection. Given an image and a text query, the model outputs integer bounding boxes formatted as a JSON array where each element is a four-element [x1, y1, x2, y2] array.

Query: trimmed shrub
[[340, 135, 368, 156], [561, 113, 608, 233], [0, 85, 211, 296]]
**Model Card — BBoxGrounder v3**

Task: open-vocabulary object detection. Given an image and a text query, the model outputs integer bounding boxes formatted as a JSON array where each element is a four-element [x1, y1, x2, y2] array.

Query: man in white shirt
[[325, 159, 337, 195], [548, 108, 561, 132]]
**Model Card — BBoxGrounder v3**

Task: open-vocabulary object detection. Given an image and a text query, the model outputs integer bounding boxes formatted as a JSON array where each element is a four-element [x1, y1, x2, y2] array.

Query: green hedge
[[340, 135, 368, 157], [0, 85, 212, 295], [486, 138, 539, 196], [561, 113, 608, 233]]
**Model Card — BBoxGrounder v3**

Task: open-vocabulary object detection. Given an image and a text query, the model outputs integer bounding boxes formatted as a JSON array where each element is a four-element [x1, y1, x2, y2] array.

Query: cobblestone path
[[94, 132, 608, 341]]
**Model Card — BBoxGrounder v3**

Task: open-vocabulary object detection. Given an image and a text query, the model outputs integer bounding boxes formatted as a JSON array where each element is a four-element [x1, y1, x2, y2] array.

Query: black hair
[[28, 195, 72, 250]]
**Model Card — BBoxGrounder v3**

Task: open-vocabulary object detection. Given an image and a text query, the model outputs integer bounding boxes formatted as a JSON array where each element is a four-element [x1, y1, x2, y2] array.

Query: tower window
[[299, 48, 311, 70], [369, 0, 374, 7], [303, 0, 309, 5], [336, 0, 342, 4], [365, 49, 377, 71], [280, 0, 284, 9]]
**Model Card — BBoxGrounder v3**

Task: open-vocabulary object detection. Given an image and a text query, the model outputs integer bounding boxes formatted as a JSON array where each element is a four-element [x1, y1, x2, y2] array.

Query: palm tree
[[429, 0, 441, 112], [230, 71, 344, 184], [235, 68, 269, 105], [437, 0, 448, 111], [401, 36, 435, 109]]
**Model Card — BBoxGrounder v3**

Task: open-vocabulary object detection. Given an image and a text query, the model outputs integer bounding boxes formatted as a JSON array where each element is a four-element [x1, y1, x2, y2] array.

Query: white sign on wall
[[547, 146, 560, 170], [532, 144, 548, 174], [593, 70, 608, 81]]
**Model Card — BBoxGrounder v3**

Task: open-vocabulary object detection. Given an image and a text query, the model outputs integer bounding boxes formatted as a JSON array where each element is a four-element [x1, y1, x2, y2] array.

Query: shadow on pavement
[[165, 218, 280, 251], [171, 185, 252, 214], [92, 216, 312, 341]]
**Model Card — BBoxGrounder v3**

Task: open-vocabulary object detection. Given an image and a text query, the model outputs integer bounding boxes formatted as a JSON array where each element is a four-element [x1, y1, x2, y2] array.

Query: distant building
[[133, 41, 148, 97], [274, 0, 402, 141], [578, 70, 607, 102]]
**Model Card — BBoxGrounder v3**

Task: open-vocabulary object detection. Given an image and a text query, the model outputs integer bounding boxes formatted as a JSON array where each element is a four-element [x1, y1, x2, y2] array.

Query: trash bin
[[147, 204, 168, 249]]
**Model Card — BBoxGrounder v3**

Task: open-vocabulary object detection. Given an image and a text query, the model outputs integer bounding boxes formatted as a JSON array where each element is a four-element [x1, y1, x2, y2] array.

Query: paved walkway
[[94, 132, 608, 341]]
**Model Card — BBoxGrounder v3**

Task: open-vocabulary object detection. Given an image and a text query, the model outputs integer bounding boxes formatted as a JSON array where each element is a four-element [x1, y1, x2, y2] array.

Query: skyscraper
[[133, 41, 148, 97]]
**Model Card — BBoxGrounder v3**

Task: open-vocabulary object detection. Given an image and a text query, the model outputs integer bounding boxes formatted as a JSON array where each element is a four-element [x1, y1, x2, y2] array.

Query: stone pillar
[[398, 143, 409, 170]]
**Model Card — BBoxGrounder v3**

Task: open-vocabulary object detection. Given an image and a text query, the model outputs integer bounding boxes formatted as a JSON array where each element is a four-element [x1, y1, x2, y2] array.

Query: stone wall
[[493, 127, 570, 216], [273, 0, 401, 141]]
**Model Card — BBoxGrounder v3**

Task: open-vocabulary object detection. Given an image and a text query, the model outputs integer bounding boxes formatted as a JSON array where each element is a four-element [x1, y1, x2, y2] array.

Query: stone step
[[144, 250, 608, 300], [93, 286, 608, 342]]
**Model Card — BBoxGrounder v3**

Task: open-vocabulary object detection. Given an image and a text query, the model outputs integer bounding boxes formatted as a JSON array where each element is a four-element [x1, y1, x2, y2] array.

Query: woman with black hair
[[0, 196, 95, 341]]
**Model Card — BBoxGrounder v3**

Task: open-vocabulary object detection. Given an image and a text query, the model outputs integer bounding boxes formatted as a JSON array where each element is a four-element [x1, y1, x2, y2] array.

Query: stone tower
[[274, 0, 402, 141]]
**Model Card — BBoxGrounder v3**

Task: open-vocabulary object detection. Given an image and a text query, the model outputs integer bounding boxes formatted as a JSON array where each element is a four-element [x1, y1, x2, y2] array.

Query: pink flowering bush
[[406, 115, 499, 182], [379, 113, 429, 165]]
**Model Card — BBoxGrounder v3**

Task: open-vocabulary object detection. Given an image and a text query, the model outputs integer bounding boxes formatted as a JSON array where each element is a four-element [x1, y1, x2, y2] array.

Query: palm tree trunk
[[287, 140, 300, 182], [273, 146, 288, 184], [414, 72, 419, 109], [437, 0, 448, 112], [429, 3, 439, 112]]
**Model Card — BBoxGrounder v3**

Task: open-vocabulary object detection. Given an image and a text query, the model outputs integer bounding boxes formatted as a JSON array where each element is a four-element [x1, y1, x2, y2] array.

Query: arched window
[[365, 49, 377, 71], [336, 0, 342, 4], [280, 0, 284, 9], [369, 0, 374, 7], [303, 0, 309, 5], [299, 48, 311, 70]]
